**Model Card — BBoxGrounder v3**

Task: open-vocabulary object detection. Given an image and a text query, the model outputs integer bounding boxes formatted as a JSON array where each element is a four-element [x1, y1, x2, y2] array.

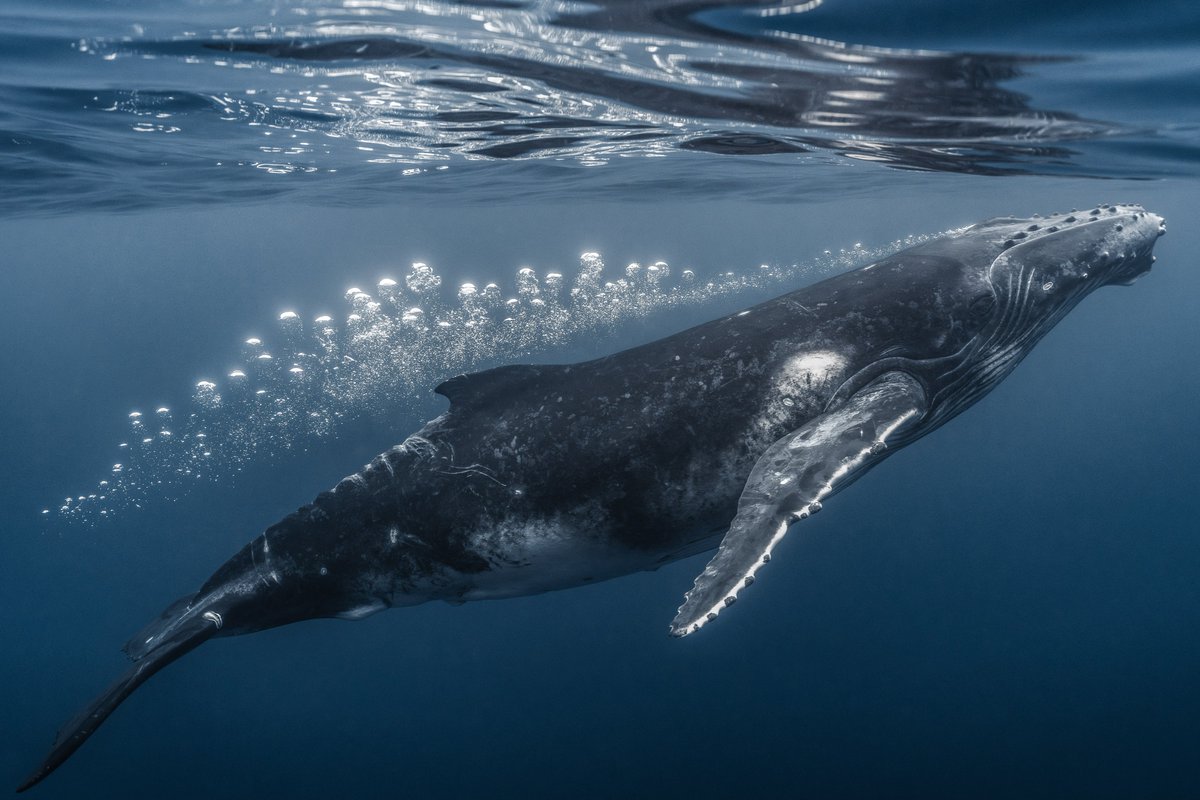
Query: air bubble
[[377, 278, 401, 304], [517, 267, 539, 299], [242, 338, 265, 361], [646, 262, 669, 287], [405, 262, 442, 295], [278, 311, 302, 346], [349, 292, 373, 313], [194, 381, 220, 409], [575, 252, 604, 296]]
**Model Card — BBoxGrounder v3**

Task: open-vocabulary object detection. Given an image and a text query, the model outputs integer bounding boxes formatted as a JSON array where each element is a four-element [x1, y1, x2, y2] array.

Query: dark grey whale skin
[[18, 205, 1164, 791], [214, 231, 996, 626]]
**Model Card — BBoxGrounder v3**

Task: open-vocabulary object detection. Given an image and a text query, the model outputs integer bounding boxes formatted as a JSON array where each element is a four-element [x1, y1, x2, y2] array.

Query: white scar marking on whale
[[745, 349, 849, 446]]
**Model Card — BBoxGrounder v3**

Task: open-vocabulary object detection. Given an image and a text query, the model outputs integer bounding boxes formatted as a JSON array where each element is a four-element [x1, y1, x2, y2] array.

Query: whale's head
[[915, 204, 1165, 426], [973, 204, 1164, 350], [978, 204, 1165, 297]]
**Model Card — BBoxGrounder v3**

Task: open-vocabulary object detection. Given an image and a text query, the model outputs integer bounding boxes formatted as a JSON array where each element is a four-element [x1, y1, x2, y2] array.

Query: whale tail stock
[[16, 592, 221, 793]]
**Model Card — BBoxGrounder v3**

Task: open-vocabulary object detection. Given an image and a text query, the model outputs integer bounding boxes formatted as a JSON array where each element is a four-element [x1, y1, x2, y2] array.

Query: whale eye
[[968, 292, 996, 319]]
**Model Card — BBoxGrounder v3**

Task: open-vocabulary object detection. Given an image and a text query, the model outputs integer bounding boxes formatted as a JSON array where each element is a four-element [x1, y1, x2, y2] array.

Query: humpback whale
[[18, 204, 1165, 791]]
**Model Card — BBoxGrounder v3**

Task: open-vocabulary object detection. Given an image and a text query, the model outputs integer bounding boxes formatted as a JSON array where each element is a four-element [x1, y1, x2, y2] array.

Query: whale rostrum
[[18, 204, 1165, 791]]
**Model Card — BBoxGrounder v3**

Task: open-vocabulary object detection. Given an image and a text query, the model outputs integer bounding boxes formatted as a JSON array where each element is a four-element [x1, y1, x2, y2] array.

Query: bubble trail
[[52, 235, 943, 524]]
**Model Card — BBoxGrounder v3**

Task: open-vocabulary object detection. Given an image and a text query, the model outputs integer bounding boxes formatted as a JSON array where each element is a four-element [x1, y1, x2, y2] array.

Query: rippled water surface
[[2, 0, 1199, 798], [3, 0, 1198, 214]]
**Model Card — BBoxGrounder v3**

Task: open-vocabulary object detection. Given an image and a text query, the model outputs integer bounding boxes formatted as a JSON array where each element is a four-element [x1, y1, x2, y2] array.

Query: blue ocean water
[[1, 0, 1198, 797]]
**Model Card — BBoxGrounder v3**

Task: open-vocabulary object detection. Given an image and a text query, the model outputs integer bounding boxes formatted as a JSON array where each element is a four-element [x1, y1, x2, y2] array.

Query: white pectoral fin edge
[[669, 370, 927, 637]]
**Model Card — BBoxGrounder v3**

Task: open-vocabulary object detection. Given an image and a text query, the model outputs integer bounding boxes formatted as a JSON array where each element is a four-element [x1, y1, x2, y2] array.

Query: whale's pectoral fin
[[669, 371, 927, 637]]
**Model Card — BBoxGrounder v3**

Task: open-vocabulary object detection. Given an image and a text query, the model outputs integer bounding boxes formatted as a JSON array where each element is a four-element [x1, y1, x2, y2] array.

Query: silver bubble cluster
[[50, 237, 936, 523]]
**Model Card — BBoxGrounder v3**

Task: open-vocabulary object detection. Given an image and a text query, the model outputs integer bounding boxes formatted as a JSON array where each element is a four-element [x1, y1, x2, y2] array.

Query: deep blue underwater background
[[2, 0, 1199, 798]]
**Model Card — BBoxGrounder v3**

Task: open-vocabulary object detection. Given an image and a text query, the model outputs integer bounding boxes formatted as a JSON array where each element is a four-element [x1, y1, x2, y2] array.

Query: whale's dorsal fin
[[435, 365, 555, 410], [669, 371, 928, 637]]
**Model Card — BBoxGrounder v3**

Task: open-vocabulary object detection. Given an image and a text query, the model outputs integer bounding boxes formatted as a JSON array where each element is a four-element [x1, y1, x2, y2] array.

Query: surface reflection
[[190, 0, 1105, 173], [0, 0, 1156, 213]]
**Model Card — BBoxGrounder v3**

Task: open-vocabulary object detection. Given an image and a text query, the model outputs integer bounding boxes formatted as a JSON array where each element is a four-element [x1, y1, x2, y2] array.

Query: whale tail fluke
[[16, 597, 219, 793]]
